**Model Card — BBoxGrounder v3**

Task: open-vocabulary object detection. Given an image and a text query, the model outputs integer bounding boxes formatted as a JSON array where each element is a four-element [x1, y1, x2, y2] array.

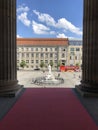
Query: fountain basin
[[32, 64, 64, 86], [32, 76, 64, 86]]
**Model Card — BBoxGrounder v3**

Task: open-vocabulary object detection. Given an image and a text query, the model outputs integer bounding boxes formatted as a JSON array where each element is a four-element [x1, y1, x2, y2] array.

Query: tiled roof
[[17, 38, 69, 46]]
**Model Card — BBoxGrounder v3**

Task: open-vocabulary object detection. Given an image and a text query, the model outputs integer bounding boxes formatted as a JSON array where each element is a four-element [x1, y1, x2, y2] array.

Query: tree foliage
[[49, 60, 53, 67], [57, 61, 61, 67], [20, 60, 26, 68], [40, 61, 45, 68]]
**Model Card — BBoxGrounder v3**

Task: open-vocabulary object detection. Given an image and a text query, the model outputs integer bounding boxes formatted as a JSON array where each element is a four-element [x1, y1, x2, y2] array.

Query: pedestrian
[[74, 74, 75, 78], [58, 73, 60, 77]]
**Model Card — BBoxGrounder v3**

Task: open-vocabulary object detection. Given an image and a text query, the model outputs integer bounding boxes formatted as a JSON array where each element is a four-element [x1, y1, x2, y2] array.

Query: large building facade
[[17, 38, 82, 70], [68, 40, 82, 67]]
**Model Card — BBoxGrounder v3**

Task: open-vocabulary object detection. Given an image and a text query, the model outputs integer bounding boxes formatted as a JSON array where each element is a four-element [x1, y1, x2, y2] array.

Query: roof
[[17, 38, 69, 46], [69, 40, 82, 46]]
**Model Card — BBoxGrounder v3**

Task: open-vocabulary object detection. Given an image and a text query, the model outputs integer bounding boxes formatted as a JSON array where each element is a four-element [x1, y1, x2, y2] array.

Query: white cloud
[[33, 10, 82, 36], [56, 33, 82, 40], [17, 5, 29, 13], [17, 34, 22, 38], [50, 31, 56, 35], [33, 10, 56, 26], [32, 21, 50, 34], [18, 12, 31, 27], [56, 18, 82, 35], [56, 33, 67, 38]]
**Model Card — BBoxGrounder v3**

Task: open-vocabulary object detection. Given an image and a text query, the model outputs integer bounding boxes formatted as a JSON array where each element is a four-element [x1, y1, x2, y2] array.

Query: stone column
[[76, 0, 98, 96], [0, 0, 22, 97]]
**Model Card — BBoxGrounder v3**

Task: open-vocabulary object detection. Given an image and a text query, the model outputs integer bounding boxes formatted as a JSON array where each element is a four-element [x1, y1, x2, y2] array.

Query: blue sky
[[17, 0, 83, 39]]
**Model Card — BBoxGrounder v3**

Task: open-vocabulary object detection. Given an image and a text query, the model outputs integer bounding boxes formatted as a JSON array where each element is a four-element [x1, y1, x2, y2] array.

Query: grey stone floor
[[17, 70, 82, 88]]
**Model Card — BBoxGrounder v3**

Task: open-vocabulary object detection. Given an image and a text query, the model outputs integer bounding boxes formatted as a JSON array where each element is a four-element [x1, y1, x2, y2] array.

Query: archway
[[0, 0, 98, 96]]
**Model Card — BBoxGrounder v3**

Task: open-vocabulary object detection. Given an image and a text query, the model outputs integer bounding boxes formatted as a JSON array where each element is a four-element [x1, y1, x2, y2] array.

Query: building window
[[70, 48, 74, 51], [21, 47, 24, 51], [17, 60, 19, 63], [75, 56, 77, 60], [50, 60, 53, 63], [36, 65, 38, 68], [36, 53, 39, 58], [50, 53, 53, 57], [36, 60, 38, 63], [17, 53, 19, 58], [76, 48, 80, 51], [45, 48, 48, 51], [31, 60, 34, 63], [31, 53, 34, 57], [36, 48, 38, 51], [26, 53, 29, 57], [55, 48, 57, 51], [26, 48, 28, 51], [26, 65, 29, 68], [45, 60, 48, 63], [41, 48, 43, 51], [70, 56, 72, 60], [61, 48, 66, 51], [41, 60, 43, 63], [26, 60, 29, 63], [54, 53, 57, 58], [41, 53, 44, 58], [45, 53, 48, 58], [55, 60, 57, 63], [70, 52, 74, 55], [62, 53, 65, 58], [31, 48, 33, 51], [22, 53, 24, 57], [50, 48, 52, 51]]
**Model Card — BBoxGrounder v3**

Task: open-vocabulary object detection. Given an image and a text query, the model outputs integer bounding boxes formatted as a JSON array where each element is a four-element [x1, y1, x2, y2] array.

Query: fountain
[[32, 64, 64, 86], [45, 64, 55, 80]]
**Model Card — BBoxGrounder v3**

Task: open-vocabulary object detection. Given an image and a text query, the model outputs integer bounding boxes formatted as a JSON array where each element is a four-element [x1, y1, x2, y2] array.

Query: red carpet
[[0, 88, 98, 130]]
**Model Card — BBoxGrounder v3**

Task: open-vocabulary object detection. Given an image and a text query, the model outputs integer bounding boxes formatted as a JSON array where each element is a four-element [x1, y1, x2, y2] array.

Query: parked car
[[34, 68, 40, 71]]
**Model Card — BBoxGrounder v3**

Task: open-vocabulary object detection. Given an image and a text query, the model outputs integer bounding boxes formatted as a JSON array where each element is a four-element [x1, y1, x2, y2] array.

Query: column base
[[0, 82, 24, 97], [75, 85, 98, 97]]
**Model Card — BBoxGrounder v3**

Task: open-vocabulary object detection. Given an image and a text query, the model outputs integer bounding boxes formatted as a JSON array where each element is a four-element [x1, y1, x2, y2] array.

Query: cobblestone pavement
[[17, 70, 82, 88]]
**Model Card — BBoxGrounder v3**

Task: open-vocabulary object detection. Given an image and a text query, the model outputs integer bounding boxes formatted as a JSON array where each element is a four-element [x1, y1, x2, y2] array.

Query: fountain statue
[[32, 64, 64, 86], [48, 64, 51, 74], [45, 64, 55, 80]]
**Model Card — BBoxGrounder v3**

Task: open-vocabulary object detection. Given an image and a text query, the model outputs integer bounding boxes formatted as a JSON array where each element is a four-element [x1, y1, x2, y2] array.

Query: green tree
[[57, 61, 61, 67], [20, 60, 26, 69], [57, 61, 61, 70], [40, 61, 45, 70], [76, 63, 79, 67], [49, 60, 53, 68]]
